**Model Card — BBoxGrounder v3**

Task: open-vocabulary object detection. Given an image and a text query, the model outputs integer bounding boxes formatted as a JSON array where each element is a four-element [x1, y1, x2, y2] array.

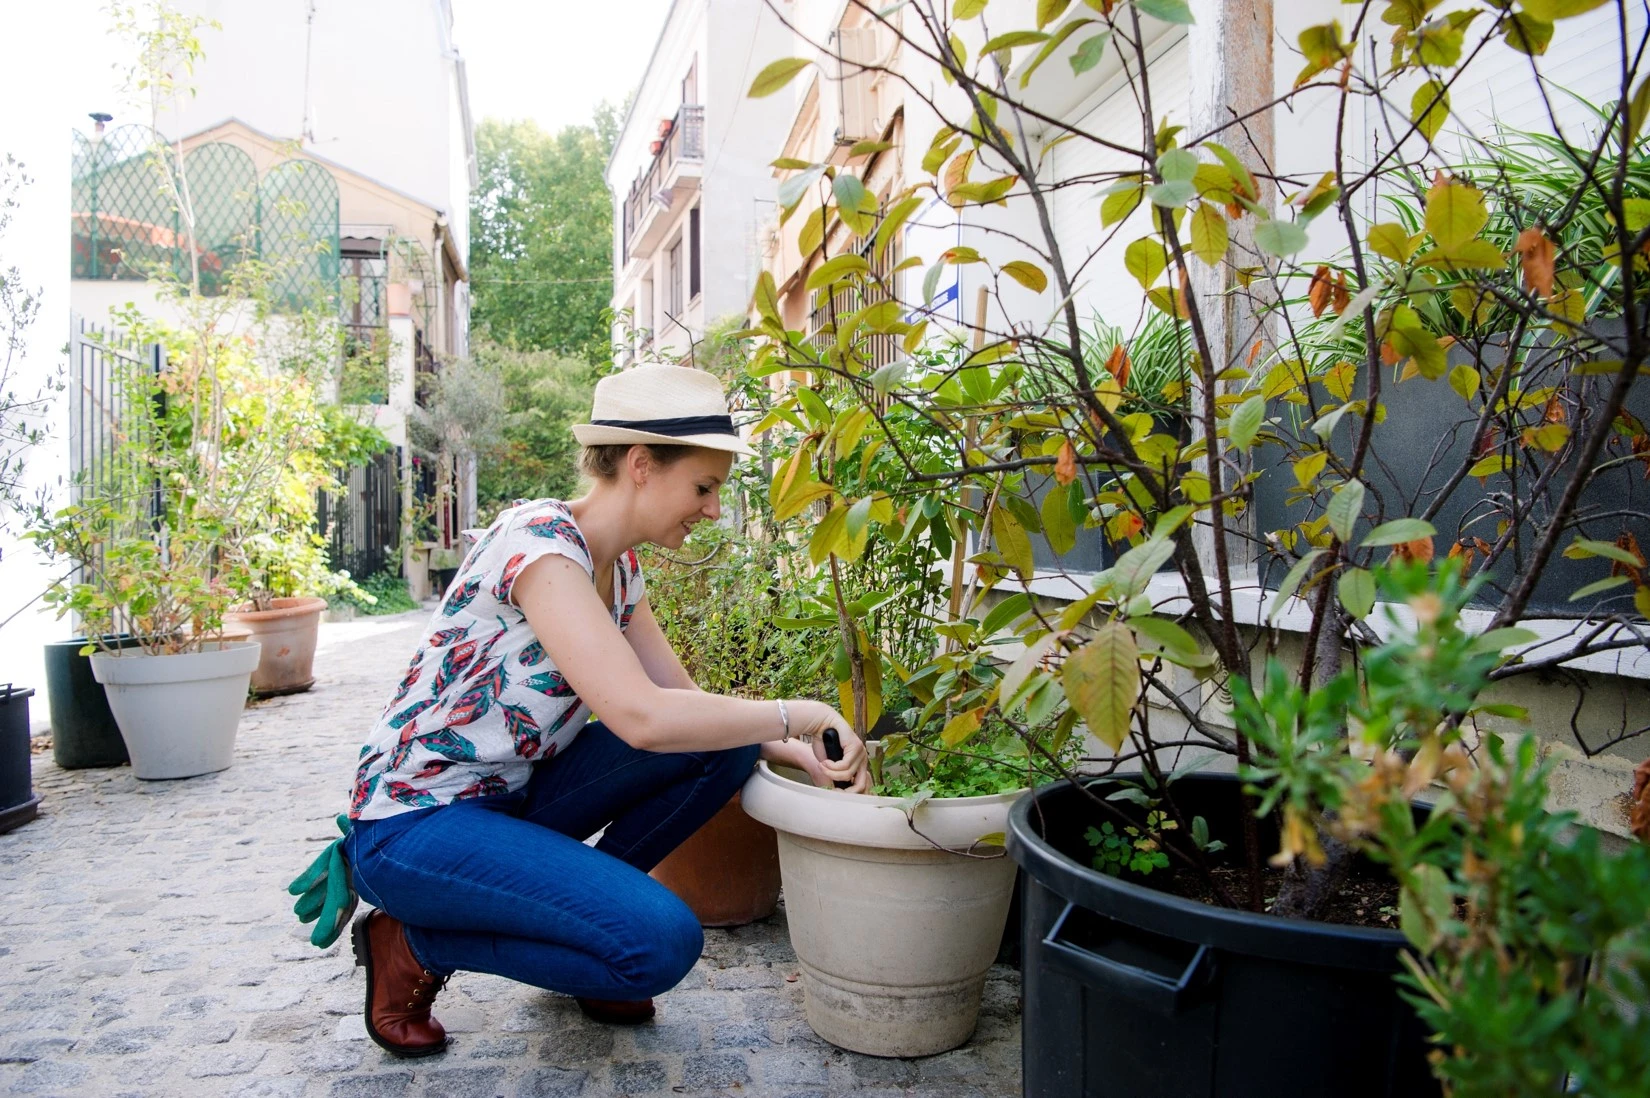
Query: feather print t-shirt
[[349, 498, 643, 820]]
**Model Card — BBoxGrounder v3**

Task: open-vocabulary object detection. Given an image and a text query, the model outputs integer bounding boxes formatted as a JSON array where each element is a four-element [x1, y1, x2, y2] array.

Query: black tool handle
[[821, 730, 853, 788]]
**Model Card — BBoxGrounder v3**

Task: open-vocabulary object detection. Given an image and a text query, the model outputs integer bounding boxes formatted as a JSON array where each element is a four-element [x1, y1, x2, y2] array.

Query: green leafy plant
[[1238, 564, 1650, 1097], [328, 568, 416, 616]]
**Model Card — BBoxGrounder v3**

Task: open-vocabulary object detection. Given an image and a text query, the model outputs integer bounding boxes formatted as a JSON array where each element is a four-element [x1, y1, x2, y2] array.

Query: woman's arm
[[623, 596, 698, 691], [515, 554, 866, 789]]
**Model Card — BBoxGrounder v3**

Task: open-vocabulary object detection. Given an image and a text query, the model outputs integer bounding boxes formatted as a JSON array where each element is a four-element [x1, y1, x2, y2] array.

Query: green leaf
[[1019, 17, 1095, 87], [1326, 479, 1365, 543], [981, 592, 1032, 636], [1189, 203, 1228, 266], [795, 386, 832, 428], [874, 195, 924, 262], [1100, 182, 1143, 226], [1037, 0, 1073, 27], [1411, 80, 1449, 142], [1469, 627, 1540, 654], [1002, 260, 1050, 293], [1361, 518, 1437, 548], [1569, 575, 1633, 601], [981, 31, 1051, 54], [1134, 0, 1196, 24], [1069, 32, 1110, 75], [1448, 362, 1479, 403], [1268, 550, 1326, 623], [1062, 623, 1140, 752], [1367, 222, 1414, 263], [778, 164, 825, 209], [953, 0, 990, 17], [1157, 148, 1199, 183], [1339, 567, 1376, 619], [797, 206, 826, 258], [1042, 484, 1077, 554], [1228, 394, 1266, 451], [1146, 180, 1196, 208], [1629, 75, 1650, 141], [1519, 0, 1608, 21], [845, 495, 876, 541], [1125, 237, 1169, 289], [1399, 863, 1454, 952], [993, 508, 1035, 577], [1112, 536, 1175, 598], [1001, 634, 1055, 711], [833, 172, 867, 212], [805, 254, 871, 292], [1563, 538, 1647, 567], [870, 359, 909, 399], [1255, 218, 1309, 258], [749, 57, 813, 98], [1130, 616, 1200, 657], [1504, 12, 1555, 55]]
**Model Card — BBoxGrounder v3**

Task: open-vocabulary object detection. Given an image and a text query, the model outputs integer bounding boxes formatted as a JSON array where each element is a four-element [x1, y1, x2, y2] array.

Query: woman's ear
[[625, 444, 650, 487]]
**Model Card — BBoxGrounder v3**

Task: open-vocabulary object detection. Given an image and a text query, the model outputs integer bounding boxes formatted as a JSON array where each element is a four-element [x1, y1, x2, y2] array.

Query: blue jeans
[[345, 722, 759, 1000]]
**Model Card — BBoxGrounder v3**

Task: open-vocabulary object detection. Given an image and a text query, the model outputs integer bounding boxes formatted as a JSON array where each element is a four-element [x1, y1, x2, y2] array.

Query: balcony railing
[[622, 105, 704, 264]]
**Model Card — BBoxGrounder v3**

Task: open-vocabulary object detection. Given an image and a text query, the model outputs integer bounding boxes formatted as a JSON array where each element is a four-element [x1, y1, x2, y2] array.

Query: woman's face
[[638, 447, 733, 549]]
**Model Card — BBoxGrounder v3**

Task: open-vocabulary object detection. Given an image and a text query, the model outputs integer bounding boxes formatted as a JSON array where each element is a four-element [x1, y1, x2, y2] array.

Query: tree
[[465, 342, 597, 521], [469, 118, 615, 362]]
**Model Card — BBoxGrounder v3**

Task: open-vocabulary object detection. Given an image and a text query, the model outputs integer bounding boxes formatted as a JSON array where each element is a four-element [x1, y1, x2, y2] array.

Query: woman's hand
[[759, 701, 870, 793]]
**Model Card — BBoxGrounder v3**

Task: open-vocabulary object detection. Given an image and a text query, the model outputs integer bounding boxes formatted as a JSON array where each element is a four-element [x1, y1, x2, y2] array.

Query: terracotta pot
[[650, 790, 781, 927], [223, 597, 327, 697]]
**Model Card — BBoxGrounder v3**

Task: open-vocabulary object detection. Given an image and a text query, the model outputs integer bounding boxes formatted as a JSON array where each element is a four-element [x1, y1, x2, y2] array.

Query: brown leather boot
[[351, 911, 448, 1057], [575, 996, 656, 1024]]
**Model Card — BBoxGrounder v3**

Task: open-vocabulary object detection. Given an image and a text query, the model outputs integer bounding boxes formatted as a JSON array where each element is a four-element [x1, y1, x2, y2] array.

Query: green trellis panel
[[70, 124, 180, 281], [181, 142, 258, 295], [259, 158, 341, 312]]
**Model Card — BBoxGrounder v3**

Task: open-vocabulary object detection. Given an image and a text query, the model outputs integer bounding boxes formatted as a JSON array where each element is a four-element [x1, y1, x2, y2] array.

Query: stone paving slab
[[0, 610, 1023, 1097]]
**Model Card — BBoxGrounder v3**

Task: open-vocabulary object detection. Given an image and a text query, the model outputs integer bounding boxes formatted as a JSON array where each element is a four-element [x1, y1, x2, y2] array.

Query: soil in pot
[[223, 597, 326, 697], [1008, 773, 1438, 1098], [44, 636, 140, 769], [0, 686, 39, 834], [649, 791, 781, 927]]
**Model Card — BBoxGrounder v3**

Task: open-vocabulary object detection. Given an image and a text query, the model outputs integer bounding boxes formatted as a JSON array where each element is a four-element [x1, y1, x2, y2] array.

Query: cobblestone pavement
[[0, 610, 1023, 1097]]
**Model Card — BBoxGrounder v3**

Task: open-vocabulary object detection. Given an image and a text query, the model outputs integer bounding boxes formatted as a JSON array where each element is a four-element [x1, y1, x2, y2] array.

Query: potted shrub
[[739, 0, 1648, 1087], [0, 155, 63, 828]]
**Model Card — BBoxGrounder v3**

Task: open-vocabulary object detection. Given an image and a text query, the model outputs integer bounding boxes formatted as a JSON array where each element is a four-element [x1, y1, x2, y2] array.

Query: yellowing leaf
[[1125, 237, 1169, 289], [1190, 203, 1228, 266], [1424, 179, 1489, 252], [992, 508, 1035, 578], [941, 707, 984, 747], [1368, 222, 1414, 263], [1002, 260, 1050, 293], [749, 58, 813, 98], [1062, 623, 1139, 752], [1411, 80, 1450, 141]]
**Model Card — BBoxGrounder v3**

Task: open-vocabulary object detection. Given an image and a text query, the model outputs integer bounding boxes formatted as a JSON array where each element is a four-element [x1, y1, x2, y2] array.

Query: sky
[[452, 0, 673, 133]]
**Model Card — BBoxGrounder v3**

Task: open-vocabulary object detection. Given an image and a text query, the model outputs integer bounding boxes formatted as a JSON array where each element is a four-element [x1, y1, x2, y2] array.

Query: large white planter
[[740, 761, 1023, 1057], [90, 642, 261, 780]]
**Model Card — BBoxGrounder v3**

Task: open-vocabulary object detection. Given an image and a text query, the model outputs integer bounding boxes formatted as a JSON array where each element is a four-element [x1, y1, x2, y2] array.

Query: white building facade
[[605, 0, 796, 364]]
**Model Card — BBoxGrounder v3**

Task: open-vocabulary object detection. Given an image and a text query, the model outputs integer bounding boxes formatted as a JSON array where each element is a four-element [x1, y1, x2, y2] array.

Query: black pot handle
[[1041, 901, 1217, 1016]]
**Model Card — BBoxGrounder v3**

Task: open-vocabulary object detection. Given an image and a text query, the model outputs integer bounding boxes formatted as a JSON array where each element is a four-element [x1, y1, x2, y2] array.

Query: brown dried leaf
[[1515, 227, 1556, 299], [1331, 271, 1351, 315], [1609, 532, 1645, 584], [1247, 340, 1265, 368], [1105, 344, 1132, 390], [1632, 757, 1650, 843], [1308, 266, 1334, 317], [1392, 536, 1436, 565], [1054, 441, 1079, 487], [1543, 394, 1567, 425]]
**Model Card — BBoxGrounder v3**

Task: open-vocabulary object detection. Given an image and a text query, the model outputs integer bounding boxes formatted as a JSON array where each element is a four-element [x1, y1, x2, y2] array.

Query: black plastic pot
[[1007, 774, 1438, 1098], [44, 636, 137, 769], [0, 685, 40, 834]]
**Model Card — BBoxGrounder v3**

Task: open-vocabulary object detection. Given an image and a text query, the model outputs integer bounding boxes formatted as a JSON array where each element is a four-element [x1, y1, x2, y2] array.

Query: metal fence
[[68, 316, 163, 516], [317, 449, 403, 582], [71, 124, 340, 307]]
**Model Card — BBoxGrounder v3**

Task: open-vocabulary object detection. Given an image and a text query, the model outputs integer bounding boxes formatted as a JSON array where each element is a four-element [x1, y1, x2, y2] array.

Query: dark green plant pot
[[0, 685, 39, 834], [44, 636, 138, 769]]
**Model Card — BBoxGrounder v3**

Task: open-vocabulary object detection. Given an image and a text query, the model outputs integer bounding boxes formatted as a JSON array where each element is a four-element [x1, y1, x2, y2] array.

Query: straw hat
[[572, 363, 757, 457]]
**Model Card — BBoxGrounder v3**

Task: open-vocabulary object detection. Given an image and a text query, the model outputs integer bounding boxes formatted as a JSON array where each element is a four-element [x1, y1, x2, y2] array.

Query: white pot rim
[[91, 641, 262, 686], [741, 760, 1025, 852]]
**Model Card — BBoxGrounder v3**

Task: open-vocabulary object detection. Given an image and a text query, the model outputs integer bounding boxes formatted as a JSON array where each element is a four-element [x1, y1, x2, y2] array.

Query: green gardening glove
[[287, 814, 358, 948]]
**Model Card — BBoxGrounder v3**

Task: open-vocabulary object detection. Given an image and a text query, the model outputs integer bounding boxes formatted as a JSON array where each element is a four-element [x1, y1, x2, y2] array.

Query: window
[[340, 239, 387, 343], [666, 237, 684, 319], [689, 207, 701, 300]]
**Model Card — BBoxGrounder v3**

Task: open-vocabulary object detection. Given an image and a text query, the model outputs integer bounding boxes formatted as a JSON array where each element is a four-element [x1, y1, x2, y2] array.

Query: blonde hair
[[578, 443, 696, 481]]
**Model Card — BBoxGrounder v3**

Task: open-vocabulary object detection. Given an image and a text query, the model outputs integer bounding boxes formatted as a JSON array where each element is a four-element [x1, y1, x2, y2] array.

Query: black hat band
[[590, 414, 737, 438]]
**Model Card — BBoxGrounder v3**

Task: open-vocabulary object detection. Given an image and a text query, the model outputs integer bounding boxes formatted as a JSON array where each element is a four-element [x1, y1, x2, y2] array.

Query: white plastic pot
[[740, 761, 1023, 1057], [90, 642, 261, 780]]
